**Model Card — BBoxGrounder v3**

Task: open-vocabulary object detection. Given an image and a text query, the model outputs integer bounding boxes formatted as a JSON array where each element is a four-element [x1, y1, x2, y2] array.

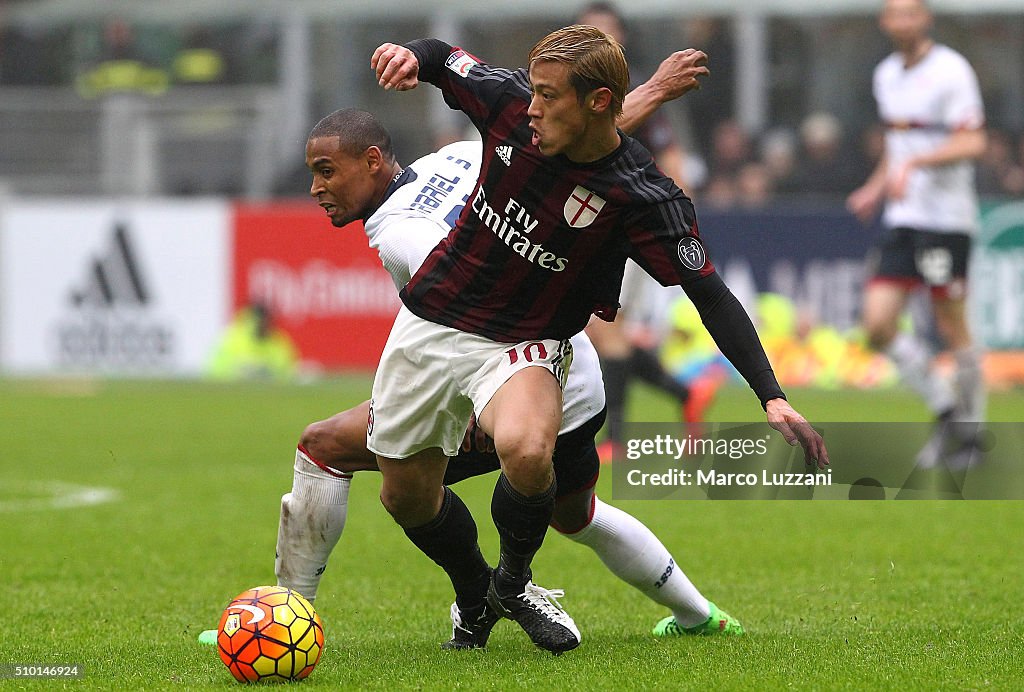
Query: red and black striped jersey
[[400, 40, 714, 343]]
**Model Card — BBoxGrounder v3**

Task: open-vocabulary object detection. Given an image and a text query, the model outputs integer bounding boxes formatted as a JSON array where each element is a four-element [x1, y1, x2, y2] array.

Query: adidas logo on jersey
[[495, 145, 513, 167]]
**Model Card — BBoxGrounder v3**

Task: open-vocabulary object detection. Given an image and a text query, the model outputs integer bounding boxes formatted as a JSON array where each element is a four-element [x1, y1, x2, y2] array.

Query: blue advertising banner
[[698, 206, 873, 333], [697, 203, 1024, 349]]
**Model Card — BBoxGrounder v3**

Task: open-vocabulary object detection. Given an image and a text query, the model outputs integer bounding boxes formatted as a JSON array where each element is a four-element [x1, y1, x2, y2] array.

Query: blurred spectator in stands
[[207, 302, 299, 381], [735, 161, 775, 208], [172, 25, 228, 85], [706, 118, 752, 183], [75, 17, 170, 98], [704, 159, 774, 207], [759, 127, 799, 196], [701, 174, 738, 209], [677, 16, 735, 165], [699, 118, 754, 208], [788, 111, 862, 200]]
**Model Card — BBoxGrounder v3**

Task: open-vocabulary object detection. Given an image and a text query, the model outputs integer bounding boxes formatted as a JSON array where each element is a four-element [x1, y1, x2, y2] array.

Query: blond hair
[[528, 25, 628, 117]]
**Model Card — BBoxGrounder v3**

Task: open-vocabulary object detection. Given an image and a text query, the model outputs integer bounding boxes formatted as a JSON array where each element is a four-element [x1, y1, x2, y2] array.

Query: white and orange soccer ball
[[216, 585, 324, 683]]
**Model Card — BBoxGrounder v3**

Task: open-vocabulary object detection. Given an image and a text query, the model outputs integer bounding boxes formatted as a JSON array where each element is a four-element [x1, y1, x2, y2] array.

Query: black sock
[[491, 473, 556, 594], [601, 356, 630, 444], [629, 347, 690, 402], [404, 487, 491, 609]]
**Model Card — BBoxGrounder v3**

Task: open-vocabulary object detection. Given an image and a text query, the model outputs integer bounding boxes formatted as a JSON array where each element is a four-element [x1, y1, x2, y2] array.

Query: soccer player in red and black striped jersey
[[369, 26, 829, 653]]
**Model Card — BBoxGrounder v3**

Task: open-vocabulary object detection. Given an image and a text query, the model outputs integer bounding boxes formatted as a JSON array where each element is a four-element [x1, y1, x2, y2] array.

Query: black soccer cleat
[[486, 571, 581, 654], [441, 599, 501, 650]]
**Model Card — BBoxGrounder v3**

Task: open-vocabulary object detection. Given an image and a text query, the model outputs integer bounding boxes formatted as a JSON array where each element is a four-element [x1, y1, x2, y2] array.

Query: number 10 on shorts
[[504, 339, 573, 389]]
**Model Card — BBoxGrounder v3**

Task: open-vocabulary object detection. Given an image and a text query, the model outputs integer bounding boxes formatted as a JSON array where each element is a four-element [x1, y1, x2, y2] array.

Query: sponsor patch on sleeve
[[445, 50, 478, 78]]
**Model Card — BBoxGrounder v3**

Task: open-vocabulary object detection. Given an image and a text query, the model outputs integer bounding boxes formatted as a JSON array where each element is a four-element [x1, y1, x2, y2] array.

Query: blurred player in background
[[846, 0, 987, 468], [575, 2, 717, 462], [370, 25, 827, 654]]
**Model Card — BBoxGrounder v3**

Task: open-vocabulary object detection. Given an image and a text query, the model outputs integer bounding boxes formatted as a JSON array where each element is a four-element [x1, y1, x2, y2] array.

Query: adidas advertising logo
[[70, 223, 150, 308], [58, 222, 174, 367], [495, 145, 513, 167]]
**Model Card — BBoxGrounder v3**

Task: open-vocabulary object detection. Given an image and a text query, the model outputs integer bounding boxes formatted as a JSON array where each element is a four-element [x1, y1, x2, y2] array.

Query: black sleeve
[[682, 271, 786, 409], [404, 38, 455, 86]]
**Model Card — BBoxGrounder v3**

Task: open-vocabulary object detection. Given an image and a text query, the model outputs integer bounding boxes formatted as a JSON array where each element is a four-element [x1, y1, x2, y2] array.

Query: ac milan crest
[[563, 186, 606, 228]]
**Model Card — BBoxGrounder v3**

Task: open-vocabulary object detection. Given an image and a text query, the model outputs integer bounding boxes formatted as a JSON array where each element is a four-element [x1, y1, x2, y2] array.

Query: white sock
[[952, 347, 986, 422], [560, 496, 710, 627], [886, 332, 955, 415], [274, 448, 351, 602]]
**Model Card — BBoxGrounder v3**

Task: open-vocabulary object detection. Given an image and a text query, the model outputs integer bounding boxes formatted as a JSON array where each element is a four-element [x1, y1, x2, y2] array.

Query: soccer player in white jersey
[[268, 52, 747, 651], [847, 0, 987, 468]]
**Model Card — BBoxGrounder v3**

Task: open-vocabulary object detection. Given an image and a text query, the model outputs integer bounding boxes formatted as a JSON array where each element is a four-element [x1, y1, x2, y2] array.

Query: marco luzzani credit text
[[622, 432, 831, 489]]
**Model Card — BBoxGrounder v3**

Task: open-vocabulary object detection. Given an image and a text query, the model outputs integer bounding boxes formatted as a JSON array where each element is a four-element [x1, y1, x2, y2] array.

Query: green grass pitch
[[2, 377, 1022, 690]]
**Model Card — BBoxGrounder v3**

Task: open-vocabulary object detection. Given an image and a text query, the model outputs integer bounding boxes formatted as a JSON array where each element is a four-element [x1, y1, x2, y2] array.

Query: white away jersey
[[364, 140, 479, 290], [874, 44, 984, 234], [362, 141, 605, 434]]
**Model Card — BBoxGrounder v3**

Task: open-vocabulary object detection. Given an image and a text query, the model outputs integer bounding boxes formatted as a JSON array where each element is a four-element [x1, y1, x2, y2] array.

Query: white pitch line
[[0, 481, 120, 512]]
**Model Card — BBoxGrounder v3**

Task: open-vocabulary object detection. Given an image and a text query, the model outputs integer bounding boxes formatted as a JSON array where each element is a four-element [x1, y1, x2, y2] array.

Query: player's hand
[[646, 49, 710, 102], [846, 184, 883, 224], [765, 398, 829, 469], [461, 413, 495, 454], [371, 43, 420, 91], [886, 162, 912, 200]]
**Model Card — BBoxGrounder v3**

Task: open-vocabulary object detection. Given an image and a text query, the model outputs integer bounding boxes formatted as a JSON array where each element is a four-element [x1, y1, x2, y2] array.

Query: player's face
[[880, 0, 932, 48], [306, 136, 379, 227], [527, 60, 595, 160]]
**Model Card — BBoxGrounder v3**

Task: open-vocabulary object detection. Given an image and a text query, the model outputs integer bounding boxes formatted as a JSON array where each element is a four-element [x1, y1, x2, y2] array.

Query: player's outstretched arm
[[680, 273, 828, 468], [886, 128, 987, 201], [765, 398, 829, 469], [371, 42, 421, 91], [619, 49, 709, 135]]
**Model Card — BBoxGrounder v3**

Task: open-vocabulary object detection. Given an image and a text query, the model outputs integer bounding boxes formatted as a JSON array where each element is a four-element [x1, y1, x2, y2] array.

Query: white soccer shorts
[[367, 306, 574, 459]]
